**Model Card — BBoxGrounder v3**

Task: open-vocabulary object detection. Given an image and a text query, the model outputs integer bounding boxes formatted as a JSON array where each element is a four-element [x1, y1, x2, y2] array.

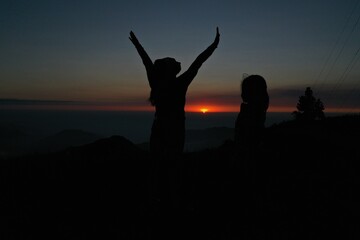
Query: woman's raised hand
[[214, 27, 220, 46], [129, 31, 140, 45]]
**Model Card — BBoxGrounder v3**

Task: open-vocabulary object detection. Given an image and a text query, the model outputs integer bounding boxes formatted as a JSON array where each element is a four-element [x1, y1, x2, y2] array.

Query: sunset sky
[[1, 0, 360, 113]]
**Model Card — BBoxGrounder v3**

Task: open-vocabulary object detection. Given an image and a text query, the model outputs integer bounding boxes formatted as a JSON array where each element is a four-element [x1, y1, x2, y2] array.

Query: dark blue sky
[[1, 0, 360, 112]]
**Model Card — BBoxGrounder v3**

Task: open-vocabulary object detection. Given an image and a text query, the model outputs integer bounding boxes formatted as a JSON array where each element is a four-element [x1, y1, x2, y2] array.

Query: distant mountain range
[[0, 126, 235, 158], [35, 129, 102, 153], [1, 114, 360, 239]]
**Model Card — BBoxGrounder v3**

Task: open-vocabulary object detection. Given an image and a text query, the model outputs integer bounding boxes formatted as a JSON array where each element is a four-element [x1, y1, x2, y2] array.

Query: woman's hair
[[149, 57, 181, 106], [149, 90, 156, 106], [241, 75, 269, 111], [154, 57, 181, 76]]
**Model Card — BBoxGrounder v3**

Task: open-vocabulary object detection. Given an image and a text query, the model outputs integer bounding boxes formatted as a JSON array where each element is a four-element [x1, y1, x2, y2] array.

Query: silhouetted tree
[[292, 87, 325, 121]]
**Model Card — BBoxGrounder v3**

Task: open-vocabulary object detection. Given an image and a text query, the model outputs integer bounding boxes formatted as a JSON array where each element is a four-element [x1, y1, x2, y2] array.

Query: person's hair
[[241, 75, 269, 111], [149, 57, 181, 106]]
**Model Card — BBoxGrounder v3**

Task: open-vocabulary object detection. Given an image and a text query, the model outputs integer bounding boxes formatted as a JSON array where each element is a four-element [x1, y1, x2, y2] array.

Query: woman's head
[[241, 75, 269, 110], [154, 57, 181, 77], [149, 58, 181, 106]]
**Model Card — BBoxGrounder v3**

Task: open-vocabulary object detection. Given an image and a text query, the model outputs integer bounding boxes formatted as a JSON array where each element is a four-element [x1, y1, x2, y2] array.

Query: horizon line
[[0, 105, 359, 114], [1, 98, 360, 113]]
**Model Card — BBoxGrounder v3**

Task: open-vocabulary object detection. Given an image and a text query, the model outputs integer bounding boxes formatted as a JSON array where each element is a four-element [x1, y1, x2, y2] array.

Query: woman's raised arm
[[180, 27, 220, 86], [129, 31, 154, 77]]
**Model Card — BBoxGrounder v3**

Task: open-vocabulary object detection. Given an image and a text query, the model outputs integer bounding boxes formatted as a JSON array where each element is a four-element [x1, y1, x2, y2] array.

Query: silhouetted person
[[130, 29, 220, 229], [232, 75, 269, 237], [234, 75, 269, 152], [129, 28, 220, 157]]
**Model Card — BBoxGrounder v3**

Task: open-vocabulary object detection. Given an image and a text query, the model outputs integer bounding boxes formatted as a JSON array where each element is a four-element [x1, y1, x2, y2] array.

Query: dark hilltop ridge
[[1, 114, 360, 239]]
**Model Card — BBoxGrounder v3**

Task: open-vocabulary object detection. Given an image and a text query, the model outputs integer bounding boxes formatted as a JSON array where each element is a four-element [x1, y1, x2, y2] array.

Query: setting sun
[[200, 108, 209, 114]]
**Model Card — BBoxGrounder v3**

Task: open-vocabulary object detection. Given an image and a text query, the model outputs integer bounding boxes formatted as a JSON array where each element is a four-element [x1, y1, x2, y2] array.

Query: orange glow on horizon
[[186, 105, 238, 113], [200, 108, 209, 113]]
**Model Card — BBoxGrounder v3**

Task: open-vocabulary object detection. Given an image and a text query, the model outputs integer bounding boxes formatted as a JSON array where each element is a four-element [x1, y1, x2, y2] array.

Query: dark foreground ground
[[1, 115, 360, 239]]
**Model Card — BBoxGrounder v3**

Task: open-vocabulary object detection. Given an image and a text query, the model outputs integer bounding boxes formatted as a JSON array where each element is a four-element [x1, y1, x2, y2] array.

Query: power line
[[313, 2, 360, 113], [336, 46, 360, 112], [324, 9, 360, 109], [312, 0, 360, 90], [317, 4, 360, 94], [333, 45, 360, 93]]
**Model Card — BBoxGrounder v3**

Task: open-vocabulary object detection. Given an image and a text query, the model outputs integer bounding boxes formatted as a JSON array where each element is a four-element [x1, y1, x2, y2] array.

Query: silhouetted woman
[[129, 28, 220, 156], [234, 75, 269, 151]]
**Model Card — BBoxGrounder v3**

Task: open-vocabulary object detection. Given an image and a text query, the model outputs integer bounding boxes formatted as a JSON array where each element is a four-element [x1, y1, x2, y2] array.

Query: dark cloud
[[187, 86, 360, 111], [0, 99, 75, 105]]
